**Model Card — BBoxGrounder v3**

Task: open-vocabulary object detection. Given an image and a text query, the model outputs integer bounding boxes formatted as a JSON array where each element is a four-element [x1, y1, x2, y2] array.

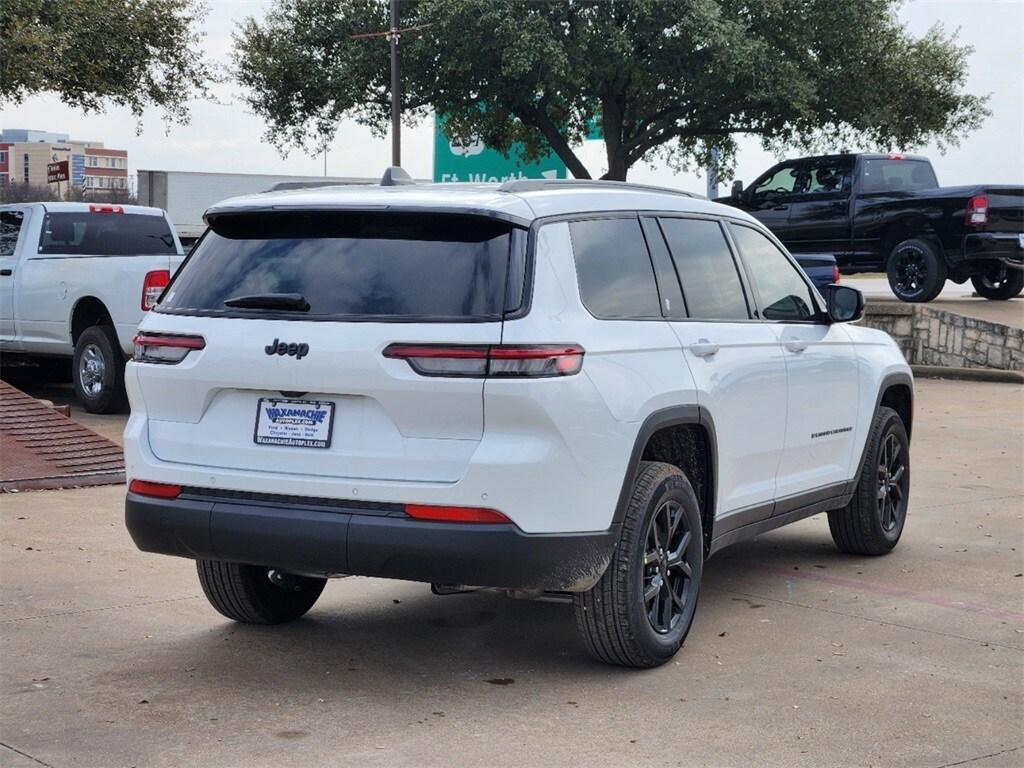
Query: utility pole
[[705, 146, 720, 200], [352, 4, 430, 170], [390, 0, 401, 167]]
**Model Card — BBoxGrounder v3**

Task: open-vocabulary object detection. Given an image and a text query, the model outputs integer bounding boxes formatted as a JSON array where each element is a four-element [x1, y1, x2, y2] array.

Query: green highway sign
[[433, 115, 567, 183]]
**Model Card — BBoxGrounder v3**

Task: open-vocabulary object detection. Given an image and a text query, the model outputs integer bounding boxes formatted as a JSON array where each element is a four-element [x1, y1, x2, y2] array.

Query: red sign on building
[[47, 160, 69, 183]]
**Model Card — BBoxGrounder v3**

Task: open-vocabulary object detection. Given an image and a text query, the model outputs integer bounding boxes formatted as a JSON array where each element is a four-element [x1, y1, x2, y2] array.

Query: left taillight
[[832, 265, 841, 284], [133, 332, 205, 364], [966, 194, 988, 226], [128, 480, 181, 499], [141, 269, 171, 311], [383, 343, 584, 378]]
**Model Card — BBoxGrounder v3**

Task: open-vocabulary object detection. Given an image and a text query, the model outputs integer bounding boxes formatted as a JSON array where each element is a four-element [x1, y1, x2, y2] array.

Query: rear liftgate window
[[158, 212, 525, 321]]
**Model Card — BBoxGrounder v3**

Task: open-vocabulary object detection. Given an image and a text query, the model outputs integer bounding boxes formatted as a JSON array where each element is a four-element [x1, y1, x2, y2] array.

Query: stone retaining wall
[[862, 301, 1024, 371]]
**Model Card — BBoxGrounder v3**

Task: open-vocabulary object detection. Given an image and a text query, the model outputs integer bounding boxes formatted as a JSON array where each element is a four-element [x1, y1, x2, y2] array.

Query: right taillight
[[966, 194, 988, 225], [141, 269, 171, 311], [383, 343, 584, 378], [133, 332, 205, 364]]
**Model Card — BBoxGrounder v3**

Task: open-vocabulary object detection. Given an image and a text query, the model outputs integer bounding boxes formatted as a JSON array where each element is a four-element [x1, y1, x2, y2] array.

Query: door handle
[[0, 269, 11, 277], [785, 340, 809, 353], [773, 204, 789, 211], [689, 340, 719, 358]]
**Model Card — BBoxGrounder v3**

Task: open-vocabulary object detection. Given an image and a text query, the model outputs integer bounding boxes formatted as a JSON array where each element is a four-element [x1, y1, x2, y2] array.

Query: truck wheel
[[971, 267, 1024, 300], [828, 406, 909, 556], [72, 325, 127, 414], [887, 238, 947, 302], [573, 461, 703, 668], [197, 560, 327, 624]]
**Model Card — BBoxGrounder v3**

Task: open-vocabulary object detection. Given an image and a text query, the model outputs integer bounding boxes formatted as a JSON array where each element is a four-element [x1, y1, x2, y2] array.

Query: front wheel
[[573, 461, 703, 668], [197, 560, 326, 624], [971, 267, 1024, 300], [828, 406, 910, 556], [72, 325, 127, 414], [886, 238, 947, 302]]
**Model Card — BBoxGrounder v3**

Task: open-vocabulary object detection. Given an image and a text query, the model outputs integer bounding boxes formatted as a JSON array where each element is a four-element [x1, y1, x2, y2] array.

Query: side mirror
[[824, 284, 864, 323], [731, 180, 744, 201]]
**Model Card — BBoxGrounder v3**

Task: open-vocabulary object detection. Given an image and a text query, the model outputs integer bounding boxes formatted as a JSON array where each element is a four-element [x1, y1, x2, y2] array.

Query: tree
[[0, 0, 213, 123], [234, 0, 988, 181]]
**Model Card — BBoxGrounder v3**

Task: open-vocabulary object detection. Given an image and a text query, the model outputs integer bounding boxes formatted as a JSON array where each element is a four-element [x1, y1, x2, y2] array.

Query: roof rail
[[381, 166, 415, 186], [496, 178, 703, 199]]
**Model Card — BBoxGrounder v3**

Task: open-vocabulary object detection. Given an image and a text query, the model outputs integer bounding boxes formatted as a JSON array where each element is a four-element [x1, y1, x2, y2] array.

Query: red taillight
[[966, 194, 988, 226], [383, 343, 584, 378], [832, 265, 841, 284], [887, 152, 904, 161], [141, 269, 171, 311], [89, 204, 123, 214], [129, 480, 181, 499], [404, 504, 510, 524], [133, 332, 205, 364]]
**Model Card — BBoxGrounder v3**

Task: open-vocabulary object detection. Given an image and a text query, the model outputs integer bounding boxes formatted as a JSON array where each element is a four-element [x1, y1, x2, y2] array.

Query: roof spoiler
[[381, 167, 415, 186]]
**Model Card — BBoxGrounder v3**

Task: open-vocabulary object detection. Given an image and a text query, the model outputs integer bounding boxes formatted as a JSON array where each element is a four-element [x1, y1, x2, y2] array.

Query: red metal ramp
[[0, 382, 124, 491]]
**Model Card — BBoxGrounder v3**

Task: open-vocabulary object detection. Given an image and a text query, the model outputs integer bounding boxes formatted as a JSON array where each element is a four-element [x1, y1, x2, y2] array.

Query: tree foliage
[[234, 0, 989, 180], [0, 0, 213, 123]]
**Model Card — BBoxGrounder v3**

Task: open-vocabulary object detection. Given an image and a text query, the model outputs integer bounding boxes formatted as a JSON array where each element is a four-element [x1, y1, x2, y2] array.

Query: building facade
[[0, 129, 128, 193]]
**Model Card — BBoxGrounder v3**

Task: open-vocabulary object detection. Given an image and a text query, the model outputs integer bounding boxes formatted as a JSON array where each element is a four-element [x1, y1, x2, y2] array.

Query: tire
[[886, 238, 947, 302], [72, 325, 127, 414], [971, 267, 1024, 300], [573, 461, 703, 668], [196, 560, 326, 624], [828, 406, 910, 556]]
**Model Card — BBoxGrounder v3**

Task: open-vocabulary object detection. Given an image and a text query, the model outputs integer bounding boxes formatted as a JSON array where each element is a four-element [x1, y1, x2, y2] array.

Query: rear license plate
[[254, 398, 335, 449], [1018, 233, 1024, 249]]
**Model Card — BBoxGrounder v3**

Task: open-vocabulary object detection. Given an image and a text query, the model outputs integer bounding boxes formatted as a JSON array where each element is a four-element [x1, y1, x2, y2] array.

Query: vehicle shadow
[[106, 527, 860, 701]]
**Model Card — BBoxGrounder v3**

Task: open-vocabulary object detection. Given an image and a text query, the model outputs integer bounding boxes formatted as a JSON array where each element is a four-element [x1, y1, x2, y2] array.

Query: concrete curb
[[911, 365, 1024, 384]]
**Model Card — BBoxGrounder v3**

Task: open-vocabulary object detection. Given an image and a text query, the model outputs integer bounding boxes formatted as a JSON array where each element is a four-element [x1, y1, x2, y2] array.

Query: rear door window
[[569, 217, 661, 319], [859, 159, 938, 193], [1, 210, 24, 257], [158, 212, 522, 321], [38, 211, 177, 255], [659, 217, 750, 320]]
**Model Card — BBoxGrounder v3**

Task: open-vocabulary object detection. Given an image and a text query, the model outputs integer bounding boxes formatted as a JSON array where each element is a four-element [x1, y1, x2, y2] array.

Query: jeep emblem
[[264, 338, 309, 360]]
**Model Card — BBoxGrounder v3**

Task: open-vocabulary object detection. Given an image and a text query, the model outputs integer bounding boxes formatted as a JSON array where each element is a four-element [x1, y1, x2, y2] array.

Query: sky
[[2, 0, 1022, 194]]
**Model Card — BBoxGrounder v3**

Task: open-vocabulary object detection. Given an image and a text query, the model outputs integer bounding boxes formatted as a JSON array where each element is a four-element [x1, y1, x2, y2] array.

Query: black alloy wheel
[[971, 265, 1024, 300], [643, 499, 697, 634], [877, 431, 908, 534], [886, 238, 946, 302]]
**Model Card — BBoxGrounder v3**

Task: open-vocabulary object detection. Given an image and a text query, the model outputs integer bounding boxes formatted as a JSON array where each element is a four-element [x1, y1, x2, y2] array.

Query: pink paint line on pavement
[[761, 566, 1024, 624]]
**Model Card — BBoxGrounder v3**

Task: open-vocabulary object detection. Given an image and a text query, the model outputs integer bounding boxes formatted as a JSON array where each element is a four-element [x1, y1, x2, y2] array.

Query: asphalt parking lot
[[1, 377, 1022, 768]]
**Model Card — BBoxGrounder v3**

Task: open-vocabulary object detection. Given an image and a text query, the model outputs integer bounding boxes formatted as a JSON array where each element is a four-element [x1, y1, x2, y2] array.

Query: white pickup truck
[[0, 202, 184, 412]]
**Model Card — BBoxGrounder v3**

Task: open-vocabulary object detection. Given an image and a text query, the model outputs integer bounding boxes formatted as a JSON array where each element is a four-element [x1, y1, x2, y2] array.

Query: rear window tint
[[659, 218, 750, 320], [158, 212, 521, 321], [38, 212, 176, 255], [569, 217, 661, 319]]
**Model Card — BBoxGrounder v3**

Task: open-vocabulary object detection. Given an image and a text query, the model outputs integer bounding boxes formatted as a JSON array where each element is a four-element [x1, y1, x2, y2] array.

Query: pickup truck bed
[[1, 202, 184, 412]]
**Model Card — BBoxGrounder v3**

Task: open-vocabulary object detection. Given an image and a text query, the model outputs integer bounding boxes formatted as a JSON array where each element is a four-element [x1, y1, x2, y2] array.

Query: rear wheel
[[573, 461, 703, 668], [72, 324, 127, 414], [196, 560, 326, 624], [971, 266, 1024, 300], [887, 238, 947, 302], [828, 406, 910, 556]]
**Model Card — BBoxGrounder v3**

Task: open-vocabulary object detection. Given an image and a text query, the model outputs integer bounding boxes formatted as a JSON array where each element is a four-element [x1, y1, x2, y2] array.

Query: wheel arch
[[70, 296, 114, 345], [850, 371, 915, 487], [614, 406, 718, 555], [881, 216, 939, 264]]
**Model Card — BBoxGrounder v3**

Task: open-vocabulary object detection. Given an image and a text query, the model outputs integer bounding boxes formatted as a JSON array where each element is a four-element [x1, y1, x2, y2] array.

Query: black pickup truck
[[721, 153, 1024, 302]]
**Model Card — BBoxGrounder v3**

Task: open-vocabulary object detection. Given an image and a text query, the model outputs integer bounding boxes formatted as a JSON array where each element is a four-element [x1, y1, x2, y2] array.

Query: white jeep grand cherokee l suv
[[124, 173, 913, 668]]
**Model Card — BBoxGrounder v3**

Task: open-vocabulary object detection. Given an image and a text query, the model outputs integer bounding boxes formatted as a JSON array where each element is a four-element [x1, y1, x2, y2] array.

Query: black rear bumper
[[125, 491, 618, 592], [962, 232, 1024, 268]]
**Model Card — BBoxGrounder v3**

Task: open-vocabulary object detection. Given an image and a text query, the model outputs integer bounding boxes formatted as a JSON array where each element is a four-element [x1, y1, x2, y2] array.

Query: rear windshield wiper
[[223, 293, 310, 311]]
